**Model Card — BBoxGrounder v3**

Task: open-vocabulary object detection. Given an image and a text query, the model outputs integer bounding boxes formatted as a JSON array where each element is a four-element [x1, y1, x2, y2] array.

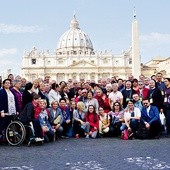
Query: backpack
[[135, 123, 149, 140]]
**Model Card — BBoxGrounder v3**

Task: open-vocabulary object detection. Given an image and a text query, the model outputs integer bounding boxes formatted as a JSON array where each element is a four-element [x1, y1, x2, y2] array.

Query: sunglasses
[[114, 104, 119, 106]]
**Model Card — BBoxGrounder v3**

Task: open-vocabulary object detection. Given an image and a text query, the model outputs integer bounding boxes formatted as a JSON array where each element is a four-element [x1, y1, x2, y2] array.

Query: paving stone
[[0, 137, 170, 170]]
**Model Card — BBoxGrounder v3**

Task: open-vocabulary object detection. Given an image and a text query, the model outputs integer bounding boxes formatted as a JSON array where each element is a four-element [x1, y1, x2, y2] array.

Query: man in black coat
[[19, 94, 43, 141]]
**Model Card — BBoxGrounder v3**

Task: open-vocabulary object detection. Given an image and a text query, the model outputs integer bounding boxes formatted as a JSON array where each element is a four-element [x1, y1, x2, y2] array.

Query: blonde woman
[[32, 79, 40, 94], [73, 101, 90, 138]]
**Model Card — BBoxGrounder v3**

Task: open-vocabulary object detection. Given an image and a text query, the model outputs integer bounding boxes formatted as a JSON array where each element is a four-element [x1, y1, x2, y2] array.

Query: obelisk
[[132, 8, 141, 78]]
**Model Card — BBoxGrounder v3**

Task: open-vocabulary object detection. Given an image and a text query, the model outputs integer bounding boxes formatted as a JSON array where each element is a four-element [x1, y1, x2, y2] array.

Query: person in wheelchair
[[19, 94, 44, 142], [37, 99, 56, 142], [0, 79, 19, 139]]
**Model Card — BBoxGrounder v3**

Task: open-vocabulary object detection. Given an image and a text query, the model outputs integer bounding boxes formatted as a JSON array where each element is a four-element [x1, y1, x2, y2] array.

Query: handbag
[[53, 115, 62, 125], [159, 112, 166, 125], [121, 129, 129, 140]]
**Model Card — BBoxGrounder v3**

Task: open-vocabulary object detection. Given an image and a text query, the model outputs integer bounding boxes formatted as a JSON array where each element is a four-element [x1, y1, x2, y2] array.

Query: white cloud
[[0, 48, 18, 58], [0, 23, 43, 34], [140, 32, 170, 44]]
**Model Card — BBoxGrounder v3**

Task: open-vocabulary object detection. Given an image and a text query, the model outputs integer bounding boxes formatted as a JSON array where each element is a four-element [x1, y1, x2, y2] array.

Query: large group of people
[[0, 72, 170, 144]]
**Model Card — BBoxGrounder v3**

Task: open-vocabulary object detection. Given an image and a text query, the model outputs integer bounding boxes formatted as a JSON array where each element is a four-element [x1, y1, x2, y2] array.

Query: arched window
[[31, 59, 36, 65]]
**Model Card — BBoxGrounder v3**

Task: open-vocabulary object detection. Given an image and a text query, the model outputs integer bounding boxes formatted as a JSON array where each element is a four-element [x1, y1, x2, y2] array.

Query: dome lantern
[[70, 13, 79, 29]]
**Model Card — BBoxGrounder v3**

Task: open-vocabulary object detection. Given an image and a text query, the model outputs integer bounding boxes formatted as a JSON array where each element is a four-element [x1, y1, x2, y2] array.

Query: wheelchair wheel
[[6, 121, 26, 146]]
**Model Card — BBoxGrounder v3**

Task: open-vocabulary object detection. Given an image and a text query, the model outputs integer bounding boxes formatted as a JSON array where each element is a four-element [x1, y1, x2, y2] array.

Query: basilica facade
[[21, 15, 137, 82]]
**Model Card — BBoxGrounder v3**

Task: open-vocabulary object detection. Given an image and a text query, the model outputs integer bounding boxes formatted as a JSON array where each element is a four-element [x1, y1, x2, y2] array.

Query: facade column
[[56, 74, 58, 83], [67, 74, 71, 80], [95, 73, 98, 82], [77, 74, 80, 81], [65, 73, 68, 81], [87, 73, 90, 80]]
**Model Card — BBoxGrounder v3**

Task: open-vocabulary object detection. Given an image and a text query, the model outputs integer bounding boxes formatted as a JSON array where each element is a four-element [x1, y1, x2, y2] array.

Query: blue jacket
[[38, 110, 53, 131], [58, 106, 70, 123], [141, 105, 161, 125]]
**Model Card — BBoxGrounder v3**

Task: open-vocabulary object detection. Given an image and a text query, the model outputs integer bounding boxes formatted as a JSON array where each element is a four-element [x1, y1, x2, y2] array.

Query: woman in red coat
[[85, 105, 99, 138], [95, 88, 110, 113]]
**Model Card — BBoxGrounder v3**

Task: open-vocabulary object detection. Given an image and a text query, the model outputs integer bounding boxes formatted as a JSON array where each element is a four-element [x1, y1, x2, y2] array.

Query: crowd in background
[[0, 72, 170, 143]]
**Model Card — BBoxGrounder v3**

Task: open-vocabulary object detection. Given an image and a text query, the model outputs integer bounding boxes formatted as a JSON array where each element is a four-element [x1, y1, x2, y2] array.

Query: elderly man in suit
[[141, 98, 161, 139]]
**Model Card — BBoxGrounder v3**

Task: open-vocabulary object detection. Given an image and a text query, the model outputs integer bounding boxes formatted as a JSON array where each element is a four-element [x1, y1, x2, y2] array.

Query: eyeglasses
[[139, 84, 143, 85], [143, 103, 149, 105], [114, 105, 119, 106]]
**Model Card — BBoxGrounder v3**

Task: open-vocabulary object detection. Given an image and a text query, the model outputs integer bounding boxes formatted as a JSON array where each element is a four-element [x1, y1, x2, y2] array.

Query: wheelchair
[[5, 120, 26, 146], [3, 115, 43, 146]]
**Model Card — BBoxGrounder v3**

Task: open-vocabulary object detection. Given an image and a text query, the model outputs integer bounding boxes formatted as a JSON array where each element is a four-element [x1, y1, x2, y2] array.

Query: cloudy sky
[[0, 0, 170, 76]]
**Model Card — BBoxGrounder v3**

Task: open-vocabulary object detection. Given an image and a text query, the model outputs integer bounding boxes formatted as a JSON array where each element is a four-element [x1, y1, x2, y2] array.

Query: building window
[[47, 61, 51, 65], [73, 51, 77, 55], [103, 59, 108, 64], [73, 60, 76, 64], [31, 59, 36, 65], [91, 60, 94, 64], [113, 60, 119, 66], [129, 59, 132, 64], [58, 60, 63, 64]]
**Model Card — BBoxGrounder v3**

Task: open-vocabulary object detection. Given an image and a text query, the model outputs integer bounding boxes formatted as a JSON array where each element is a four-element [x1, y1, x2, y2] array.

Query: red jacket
[[85, 112, 99, 132], [34, 106, 50, 119], [136, 88, 149, 99], [95, 94, 110, 113]]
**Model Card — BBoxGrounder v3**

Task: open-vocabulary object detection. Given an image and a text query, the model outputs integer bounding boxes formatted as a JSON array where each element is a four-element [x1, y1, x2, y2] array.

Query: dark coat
[[22, 90, 33, 109], [68, 87, 76, 100], [147, 88, 163, 111], [122, 88, 136, 108], [19, 102, 34, 123], [0, 88, 19, 113], [38, 91, 49, 108]]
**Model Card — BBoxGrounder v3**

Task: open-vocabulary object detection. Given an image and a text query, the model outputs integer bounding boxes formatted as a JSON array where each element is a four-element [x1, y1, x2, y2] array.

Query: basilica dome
[[56, 15, 94, 55]]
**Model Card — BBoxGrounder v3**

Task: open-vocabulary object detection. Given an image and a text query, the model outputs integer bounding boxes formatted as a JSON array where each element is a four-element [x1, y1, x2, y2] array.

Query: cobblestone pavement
[[0, 137, 170, 170]]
